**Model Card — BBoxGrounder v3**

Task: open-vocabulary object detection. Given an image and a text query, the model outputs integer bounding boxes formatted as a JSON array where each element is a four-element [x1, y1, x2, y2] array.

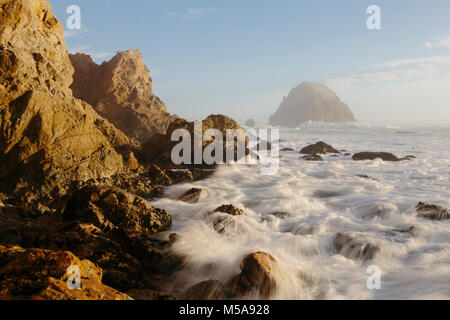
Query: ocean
[[150, 123, 450, 299]]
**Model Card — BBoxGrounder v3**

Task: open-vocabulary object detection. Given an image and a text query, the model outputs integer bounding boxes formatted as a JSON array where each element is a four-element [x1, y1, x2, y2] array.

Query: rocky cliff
[[269, 82, 356, 126], [69, 50, 177, 143], [0, 0, 139, 199]]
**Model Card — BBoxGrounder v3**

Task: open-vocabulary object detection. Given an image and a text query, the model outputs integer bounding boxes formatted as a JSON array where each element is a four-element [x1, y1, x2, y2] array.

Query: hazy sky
[[49, 0, 450, 125]]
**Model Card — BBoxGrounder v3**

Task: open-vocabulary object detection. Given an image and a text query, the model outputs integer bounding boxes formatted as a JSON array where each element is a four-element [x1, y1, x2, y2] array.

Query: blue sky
[[49, 0, 450, 125]]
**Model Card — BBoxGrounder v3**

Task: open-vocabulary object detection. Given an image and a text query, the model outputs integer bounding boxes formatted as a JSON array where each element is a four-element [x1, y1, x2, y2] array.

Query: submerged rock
[[301, 154, 324, 161], [280, 148, 294, 152], [0, 245, 132, 300], [416, 202, 449, 220], [179, 188, 202, 204], [231, 252, 282, 298], [333, 233, 380, 262], [181, 280, 230, 300], [299, 142, 341, 155]]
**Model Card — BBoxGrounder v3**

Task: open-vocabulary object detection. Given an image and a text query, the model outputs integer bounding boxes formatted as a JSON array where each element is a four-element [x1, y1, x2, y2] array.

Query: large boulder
[[0, 0, 137, 200], [0, 245, 132, 300], [352, 152, 400, 162], [231, 252, 282, 298], [269, 82, 356, 126], [69, 51, 177, 143], [140, 114, 248, 166]]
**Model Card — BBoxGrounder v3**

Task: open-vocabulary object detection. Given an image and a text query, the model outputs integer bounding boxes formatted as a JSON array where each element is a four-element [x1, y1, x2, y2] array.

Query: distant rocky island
[[269, 82, 356, 126]]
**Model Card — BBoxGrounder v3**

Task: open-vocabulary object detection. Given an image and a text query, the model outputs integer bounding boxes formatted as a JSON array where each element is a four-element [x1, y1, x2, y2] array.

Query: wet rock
[[356, 174, 373, 180], [64, 185, 172, 236], [299, 142, 341, 155], [333, 233, 380, 262], [231, 252, 282, 298], [302, 154, 324, 161], [280, 148, 294, 152], [416, 202, 449, 220], [181, 280, 230, 300], [352, 152, 400, 161], [287, 223, 320, 236], [269, 211, 291, 219], [179, 188, 202, 204], [0, 245, 132, 300], [214, 204, 245, 216]]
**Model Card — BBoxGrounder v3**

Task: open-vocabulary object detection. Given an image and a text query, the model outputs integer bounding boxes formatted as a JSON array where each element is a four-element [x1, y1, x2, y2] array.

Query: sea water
[[150, 123, 450, 300]]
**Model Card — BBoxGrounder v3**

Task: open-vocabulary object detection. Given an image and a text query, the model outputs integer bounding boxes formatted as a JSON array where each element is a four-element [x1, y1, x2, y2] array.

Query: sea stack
[[269, 82, 356, 127]]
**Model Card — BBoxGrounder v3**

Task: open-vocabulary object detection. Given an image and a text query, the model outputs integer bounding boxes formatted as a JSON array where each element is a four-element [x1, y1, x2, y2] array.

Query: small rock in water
[[299, 141, 341, 155], [230, 252, 282, 299], [269, 211, 291, 219], [416, 202, 449, 220], [333, 233, 380, 262], [356, 174, 373, 180], [214, 204, 245, 216], [179, 188, 202, 203], [302, 154, 324, 161], [352, 152, 402, 162], [181, 280, 230, 300], [280, 148, 294, 152]]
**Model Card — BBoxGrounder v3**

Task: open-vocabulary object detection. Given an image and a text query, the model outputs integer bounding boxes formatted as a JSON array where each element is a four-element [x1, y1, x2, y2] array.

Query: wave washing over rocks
[[151, 124, 450, 300]]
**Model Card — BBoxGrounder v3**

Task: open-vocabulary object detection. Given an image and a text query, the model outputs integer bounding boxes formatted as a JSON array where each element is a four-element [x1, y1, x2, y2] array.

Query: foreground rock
[[269, 82, 356, 126], [0, 246, 132, 300], [180, 280, 230, 300], [416, 202, 449, 220], [70, 51, 177, 143], [231, 252, 282, 298], [333, 233, 380, 262], [299, 142, 341, 155]]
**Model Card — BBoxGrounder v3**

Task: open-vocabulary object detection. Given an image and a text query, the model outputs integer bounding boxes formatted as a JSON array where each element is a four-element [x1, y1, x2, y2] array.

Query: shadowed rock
[[300, 142, 341, 155], [333, 233, 380, 262], [181, 280, 230, 300], [280, 148, 294, 152], [302, 154, 324, 161], [416, 202, 449, 220], [352, 152, 400, 161]]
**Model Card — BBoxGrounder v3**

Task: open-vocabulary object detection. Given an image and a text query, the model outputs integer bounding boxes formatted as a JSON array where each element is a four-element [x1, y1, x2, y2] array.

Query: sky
[[49, 0, 450, 125]]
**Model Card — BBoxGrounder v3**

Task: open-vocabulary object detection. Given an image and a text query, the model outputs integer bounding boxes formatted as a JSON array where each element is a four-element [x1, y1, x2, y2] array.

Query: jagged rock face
[[269, 82, 356, 126], [140, 114, 247, 166], [70, 51, 177, 143], [0, 0, 130, 198]]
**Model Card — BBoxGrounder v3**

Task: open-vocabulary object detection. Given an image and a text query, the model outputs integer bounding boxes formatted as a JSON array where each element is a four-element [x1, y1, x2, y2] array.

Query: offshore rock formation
[[69, 51, 177, 143], [0, 0, 137, 200], [269, 82, 356, 126]]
